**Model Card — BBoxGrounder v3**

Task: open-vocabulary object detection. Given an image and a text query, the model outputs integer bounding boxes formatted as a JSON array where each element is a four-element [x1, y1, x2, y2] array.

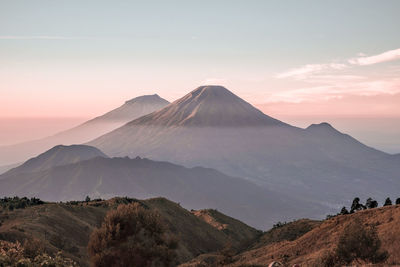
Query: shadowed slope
[[0, 152, 313, 228]]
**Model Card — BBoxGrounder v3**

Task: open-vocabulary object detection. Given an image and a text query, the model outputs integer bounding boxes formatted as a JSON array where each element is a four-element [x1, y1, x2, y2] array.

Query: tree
[[350, 197, 365, 213], [366, 198, 378, 209], [85, 195, 91, 202], [384, 197, 392, 206], [396, 198, 400, 205], [335, 218, 388, 265], [340, 207, 349, 215], [88, 202, 177, 267]]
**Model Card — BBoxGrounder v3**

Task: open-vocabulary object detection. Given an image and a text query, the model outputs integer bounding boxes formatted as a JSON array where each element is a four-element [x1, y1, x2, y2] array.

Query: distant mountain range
[[0, 145, 317, 228], [0, 94, 169, 166], [1, 85, 399, 228], [89, 85, 400, 213]]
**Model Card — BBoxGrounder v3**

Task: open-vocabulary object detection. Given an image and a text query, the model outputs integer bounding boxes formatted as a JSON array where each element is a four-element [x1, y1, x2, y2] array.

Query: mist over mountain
[[0, 145, 316, 228], [89, 86, 400, 216], [4, 144, 107, 175], [0, 94, 169, 166]]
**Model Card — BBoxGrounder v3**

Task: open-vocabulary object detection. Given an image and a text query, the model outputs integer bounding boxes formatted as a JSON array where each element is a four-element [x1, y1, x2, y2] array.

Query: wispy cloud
[[277, 47, 400, 80], [349, 48, 400, 66], [276, 63, 347, 79], [268, 78, 400, 103], [0, 35, 85, 40]]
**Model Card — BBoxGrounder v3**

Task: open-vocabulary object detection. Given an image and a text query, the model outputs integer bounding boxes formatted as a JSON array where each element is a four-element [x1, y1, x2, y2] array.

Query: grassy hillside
[[192, 209, 261, 250], [231, 204, 400, 266], [0, 197, 260, 266]]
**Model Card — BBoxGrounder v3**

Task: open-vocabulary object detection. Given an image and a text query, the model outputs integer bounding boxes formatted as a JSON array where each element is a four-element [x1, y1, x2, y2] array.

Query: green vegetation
[[88, 202, 178, 267], [0, 197, 44, 211]]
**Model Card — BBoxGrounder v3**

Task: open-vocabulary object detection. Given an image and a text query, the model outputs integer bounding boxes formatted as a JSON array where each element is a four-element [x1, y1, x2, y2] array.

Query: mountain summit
[[86, 94, 169, 123], [127, 85, 285, 127], [0, 94, 169, 166]]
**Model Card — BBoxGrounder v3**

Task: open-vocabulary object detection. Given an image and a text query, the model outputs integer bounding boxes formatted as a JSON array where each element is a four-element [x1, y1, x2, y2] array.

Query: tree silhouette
[[383, 197, 392, 206], [366, 198, 378, 209], [350, 197, 365, 213], [340, 207, 349, 215]]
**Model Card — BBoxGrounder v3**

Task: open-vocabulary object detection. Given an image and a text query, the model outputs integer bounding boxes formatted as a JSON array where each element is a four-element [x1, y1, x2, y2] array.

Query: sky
[[0, 0, 399, 151]]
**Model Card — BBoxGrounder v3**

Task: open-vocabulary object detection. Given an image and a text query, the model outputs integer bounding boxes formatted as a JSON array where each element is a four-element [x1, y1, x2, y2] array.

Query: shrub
[[396, 198, 400, 205], [88, 202, 178, 267], [335, 218, 388, 265]]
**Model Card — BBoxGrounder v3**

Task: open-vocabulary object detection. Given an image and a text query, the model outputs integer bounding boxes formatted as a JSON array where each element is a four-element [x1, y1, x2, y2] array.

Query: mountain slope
[[0, 94, 169, 166], [231, 204, 400, 266], [0, 148, 313, 229], [0, 197, 260, 266], [128, 86, 286, 127], [88, 85, 400, 221], [4, 144, 107, 175]]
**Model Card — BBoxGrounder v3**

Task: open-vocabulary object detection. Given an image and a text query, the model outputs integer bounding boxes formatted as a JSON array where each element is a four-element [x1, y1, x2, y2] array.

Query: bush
[[396, 198, 400, 205], [88, 202, 178, 267], [0, 197, 44, 211], [335, 218, 387, 265], [0, 240, 77, 266]]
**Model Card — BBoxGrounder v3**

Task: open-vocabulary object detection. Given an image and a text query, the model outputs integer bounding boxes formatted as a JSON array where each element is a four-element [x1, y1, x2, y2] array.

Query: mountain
[[128, 85, 285, 127], [0, 197, 260, 266], [0, 145, 314, 228], [0, 162, 20, 175], [4, 144, 107, 175], [88, 85, 400, 220], [0, 94, 169, 166]]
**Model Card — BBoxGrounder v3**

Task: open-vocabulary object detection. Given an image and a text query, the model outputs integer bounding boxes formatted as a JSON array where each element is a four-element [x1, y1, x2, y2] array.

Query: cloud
[[267, 78, 400, 103], [349, 48, 400, 66], [277, 47, 400, 80], [276, 63, 347, 79], [0, 36, 84, 40]]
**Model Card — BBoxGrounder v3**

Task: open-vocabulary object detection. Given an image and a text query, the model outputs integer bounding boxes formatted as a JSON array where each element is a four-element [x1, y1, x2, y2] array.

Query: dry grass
[[231, 205, 400, 266]]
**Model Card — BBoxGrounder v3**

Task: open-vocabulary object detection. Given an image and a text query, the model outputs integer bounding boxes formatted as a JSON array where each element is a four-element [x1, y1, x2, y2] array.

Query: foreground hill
[[0, 145, 311, 228], [0, 94, 169, 166], [0, 197, 260, 266], [89, 85, 400, 220], [230, 204, 400, 266]]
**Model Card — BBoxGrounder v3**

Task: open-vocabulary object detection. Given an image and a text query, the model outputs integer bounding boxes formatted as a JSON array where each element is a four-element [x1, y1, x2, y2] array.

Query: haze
[[1, 0, 400, 152]]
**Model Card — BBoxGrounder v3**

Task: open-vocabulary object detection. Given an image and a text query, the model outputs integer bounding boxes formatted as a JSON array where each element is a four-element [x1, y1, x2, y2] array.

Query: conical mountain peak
[[125, 94, 165, 105], [127, 85, 286, 127]]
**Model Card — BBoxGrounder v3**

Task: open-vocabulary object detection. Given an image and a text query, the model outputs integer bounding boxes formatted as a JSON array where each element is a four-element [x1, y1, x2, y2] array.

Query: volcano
[[0, 94, 169, 166], [128, 86, 286, 127], [88, 85, 400, 222]]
